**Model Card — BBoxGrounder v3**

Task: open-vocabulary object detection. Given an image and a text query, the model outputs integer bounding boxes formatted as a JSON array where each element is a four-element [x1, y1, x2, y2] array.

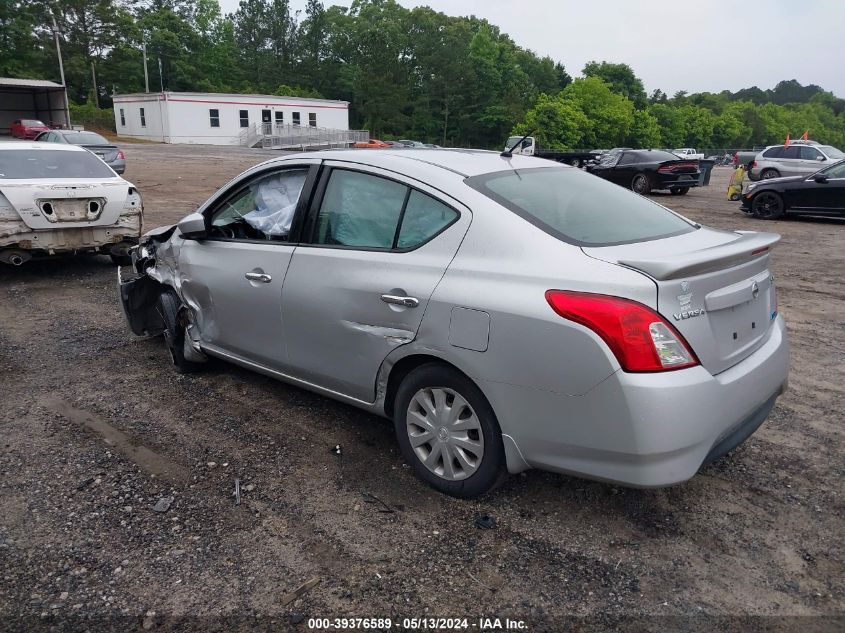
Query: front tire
[[393, 364, 506, 498], [157, 291, 204, 374], [631, 173, 651, 194], [751, 192, 785, 219]]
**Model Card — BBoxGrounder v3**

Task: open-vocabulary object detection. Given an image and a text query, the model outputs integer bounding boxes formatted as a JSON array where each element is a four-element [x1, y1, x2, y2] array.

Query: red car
[[353, 138, 390, 149], [10, 119, 50, 139]]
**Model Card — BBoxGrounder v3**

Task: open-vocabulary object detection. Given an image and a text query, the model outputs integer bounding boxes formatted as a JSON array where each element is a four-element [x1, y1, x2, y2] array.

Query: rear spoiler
[[618, 231, 781, 280]]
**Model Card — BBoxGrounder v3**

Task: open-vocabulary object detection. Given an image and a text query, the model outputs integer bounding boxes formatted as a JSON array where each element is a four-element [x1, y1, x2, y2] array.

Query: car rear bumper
[[654, 174, 700, 189], [482, 315, 789, 487], [0, 214, 142, 255]]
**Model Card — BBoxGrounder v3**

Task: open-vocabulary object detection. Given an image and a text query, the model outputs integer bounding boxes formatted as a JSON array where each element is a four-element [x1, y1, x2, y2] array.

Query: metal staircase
[[239, 123, 369, 150]]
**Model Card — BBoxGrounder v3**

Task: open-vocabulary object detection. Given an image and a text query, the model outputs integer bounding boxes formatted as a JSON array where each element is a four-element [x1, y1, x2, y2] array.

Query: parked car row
[[586, 149, 701, 195], [354, 139, 441, 149]]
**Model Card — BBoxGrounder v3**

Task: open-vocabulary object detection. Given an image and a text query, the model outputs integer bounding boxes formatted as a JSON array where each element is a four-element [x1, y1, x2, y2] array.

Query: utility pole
[[50, 14, 71, 127], [142, 39, 149, 92], [90, 61, 99, 108], [158, 58, 164, 92]]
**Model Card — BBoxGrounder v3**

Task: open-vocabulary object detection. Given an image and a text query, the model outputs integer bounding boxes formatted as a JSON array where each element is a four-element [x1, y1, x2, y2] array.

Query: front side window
[[0, 150, 116, 179], [209, 109, 220, 128], [314, 170, 406, 248], [308, 113, 317, 127], [119, 108, 125, 126], [140, 108, 146, 127], [822, 161, 845, 178], [209, 168, 309, 241], [800, 146, 821, 160], [292, 111, 301, 126], [466, 167, 697, 247], [782, 146, 801, 159], [618, 153, 637, 165], [239, 110, 249, 128]]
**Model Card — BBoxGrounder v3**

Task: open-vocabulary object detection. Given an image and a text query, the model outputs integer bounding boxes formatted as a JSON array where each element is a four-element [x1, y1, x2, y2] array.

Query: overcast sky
[[217, 0, 844, 98]]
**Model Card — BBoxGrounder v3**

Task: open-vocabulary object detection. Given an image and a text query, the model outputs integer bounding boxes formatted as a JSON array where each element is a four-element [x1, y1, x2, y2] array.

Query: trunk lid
[[0, 179, 130, 229], [583, 228, 780, 375], [82, 144, 119, 163]]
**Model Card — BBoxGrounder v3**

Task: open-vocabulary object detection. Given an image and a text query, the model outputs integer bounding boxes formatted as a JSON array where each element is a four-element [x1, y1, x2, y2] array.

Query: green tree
[[560, 77, 634, 147], [512, 93, 589, 149], [626, 108, 661, 148], [582, 61, 647, 108]]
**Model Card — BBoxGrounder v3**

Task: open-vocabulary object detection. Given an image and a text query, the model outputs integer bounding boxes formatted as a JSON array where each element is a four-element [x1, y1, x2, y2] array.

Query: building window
[[239, 110, 249, 128], [209, 108, 220, 128], [140, 107, 146, 127], [292, 111, 300, 126], [275, 111, 284, 125], [308, 113, 317, 127], [119, 108, 125, 126]]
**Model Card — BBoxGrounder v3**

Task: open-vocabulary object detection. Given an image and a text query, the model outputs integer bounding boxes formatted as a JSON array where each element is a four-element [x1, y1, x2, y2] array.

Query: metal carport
[[0, 78, 69, 135]]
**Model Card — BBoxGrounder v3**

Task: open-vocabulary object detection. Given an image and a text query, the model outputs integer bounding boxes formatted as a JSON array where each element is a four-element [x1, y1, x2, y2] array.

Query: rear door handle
[[245, 272, 272, 283], [381, 294, 419, 308]]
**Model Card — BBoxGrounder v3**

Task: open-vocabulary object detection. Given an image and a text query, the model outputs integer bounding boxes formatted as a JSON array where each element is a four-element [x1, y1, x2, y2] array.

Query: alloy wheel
[[632, 174, 648, 194], [405, 387, 484, 481], [752, 192, 783, 219]]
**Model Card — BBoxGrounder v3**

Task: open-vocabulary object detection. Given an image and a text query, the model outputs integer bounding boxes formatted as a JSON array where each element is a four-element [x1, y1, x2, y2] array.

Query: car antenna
[[501, 130, 534, 158]]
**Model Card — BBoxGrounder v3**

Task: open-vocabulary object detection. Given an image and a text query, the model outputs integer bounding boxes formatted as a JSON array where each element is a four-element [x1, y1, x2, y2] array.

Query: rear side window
[[763, 147, 783, 158], [315, 170, 407, 248], [313, 170, 459, 250], [397, 191, 458, 248], [0, 150, 115, 179], [466, 167, 696, 247], [782, 146, 801, 159]]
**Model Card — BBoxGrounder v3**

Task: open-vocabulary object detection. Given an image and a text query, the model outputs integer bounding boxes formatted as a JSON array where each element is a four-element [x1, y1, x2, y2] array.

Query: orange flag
[[802, 130, 809, 141], [784, 134, 790, 148]]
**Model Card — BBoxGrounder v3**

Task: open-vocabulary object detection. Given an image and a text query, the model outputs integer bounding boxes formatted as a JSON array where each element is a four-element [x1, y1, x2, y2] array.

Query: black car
[[586, 149, 700, 195], [741, 159, 845, 219]]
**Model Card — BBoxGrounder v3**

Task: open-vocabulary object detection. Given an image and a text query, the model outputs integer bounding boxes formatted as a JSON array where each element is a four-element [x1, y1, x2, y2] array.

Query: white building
[[111, 91, 359, 148]]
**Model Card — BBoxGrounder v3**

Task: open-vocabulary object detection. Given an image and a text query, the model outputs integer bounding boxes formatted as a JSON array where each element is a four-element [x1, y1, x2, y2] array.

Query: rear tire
[[761, 168, 780, 180], [631, 173, 651, 194], [157, 291, 203, 374], [393, 363, 506, 498], [751, 192, 785, 220]]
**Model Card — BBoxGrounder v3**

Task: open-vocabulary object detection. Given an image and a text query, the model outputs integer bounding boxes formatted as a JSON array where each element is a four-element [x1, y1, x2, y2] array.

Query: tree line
[[3, 0, 844, 150]]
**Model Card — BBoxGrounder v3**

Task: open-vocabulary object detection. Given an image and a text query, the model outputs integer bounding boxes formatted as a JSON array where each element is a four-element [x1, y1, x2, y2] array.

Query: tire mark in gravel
[[42, 395, 189, 484]]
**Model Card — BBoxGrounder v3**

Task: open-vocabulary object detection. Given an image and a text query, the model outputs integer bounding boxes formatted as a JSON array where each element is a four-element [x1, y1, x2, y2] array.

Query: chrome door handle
[[245, 272, 272, 283], [381, 294, 419, 308]]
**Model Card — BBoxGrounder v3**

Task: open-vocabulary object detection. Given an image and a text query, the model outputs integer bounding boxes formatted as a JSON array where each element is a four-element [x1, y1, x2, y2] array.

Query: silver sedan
[[119, 150, 789, 497]]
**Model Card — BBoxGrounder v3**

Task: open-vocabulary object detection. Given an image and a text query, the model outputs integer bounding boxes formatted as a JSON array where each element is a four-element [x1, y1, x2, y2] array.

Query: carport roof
[[0, 77, 65, 89]]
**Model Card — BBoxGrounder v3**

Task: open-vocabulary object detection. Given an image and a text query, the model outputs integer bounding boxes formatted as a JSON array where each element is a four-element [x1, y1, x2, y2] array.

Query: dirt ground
[[0, 143, 843, 632]]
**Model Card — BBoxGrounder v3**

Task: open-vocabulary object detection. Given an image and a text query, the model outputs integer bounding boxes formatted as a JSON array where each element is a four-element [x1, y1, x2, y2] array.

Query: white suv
[[749, 140, 845, 180]]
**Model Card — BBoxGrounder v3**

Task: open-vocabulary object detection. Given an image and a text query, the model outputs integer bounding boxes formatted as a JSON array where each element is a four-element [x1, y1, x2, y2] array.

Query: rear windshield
[[465, 167, 697, 246], [65, 132, 110, 145], [22, 119, 46, 126], [0, 150, 116, 179]]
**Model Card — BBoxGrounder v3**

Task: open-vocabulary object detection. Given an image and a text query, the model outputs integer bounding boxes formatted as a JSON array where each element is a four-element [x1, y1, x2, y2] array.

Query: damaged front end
[[117, 223, 208, 368]]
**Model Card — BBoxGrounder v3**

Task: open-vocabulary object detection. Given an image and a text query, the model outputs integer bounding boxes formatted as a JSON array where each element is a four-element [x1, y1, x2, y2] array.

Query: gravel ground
[[0, 144, 843, 632]]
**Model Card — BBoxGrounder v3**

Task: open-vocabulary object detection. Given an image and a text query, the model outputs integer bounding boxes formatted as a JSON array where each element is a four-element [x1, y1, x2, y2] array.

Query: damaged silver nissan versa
[[119, 149, 789, 497], [0, 142, 142, 265]]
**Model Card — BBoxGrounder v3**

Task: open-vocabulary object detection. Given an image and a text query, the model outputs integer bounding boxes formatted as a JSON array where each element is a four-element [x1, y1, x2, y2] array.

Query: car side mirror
[[813, 174, 829, 184], [817, 155, 826, 161], [178, 212, 207, 239]]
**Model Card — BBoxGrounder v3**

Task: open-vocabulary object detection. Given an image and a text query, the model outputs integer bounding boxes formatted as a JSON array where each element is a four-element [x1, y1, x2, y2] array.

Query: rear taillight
[[545, 290, 699, 372], [751, 160, 757, 168], [117, 149, 125, 159]]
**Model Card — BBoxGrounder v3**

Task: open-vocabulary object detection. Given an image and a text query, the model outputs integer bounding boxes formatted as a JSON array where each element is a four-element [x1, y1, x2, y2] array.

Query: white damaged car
[[0, 142, 142, 266]]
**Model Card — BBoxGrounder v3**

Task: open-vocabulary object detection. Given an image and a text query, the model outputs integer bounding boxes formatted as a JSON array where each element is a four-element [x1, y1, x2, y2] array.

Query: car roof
[[0, 141, 89, 152], [266, 148, 556, 178]]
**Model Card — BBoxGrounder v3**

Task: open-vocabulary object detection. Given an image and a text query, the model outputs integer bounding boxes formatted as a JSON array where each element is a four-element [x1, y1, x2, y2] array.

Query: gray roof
[[0, 77, 65, 89]]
